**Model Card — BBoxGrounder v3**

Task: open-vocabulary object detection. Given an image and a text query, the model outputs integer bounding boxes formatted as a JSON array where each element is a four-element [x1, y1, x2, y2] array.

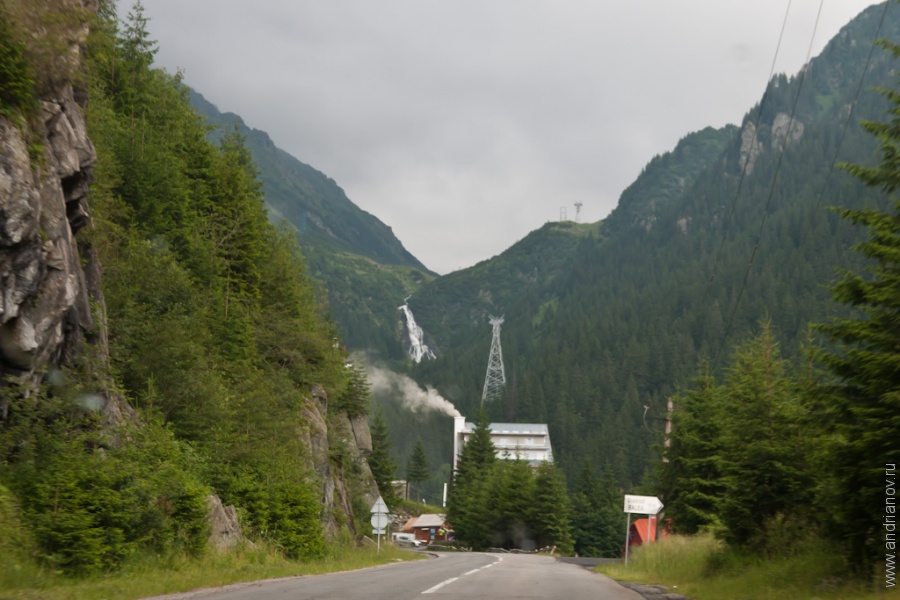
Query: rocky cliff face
[[0, 82, 114, 416], [302, 384, 379, 539]]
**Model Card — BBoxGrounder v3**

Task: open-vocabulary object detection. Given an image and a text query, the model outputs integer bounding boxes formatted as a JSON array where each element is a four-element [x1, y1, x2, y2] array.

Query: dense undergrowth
[[598, 534, 899, 600], [1, 0, 375, 586]]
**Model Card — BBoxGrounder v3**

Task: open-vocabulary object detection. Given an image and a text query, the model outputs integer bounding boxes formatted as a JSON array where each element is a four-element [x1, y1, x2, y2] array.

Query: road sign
[[623, 494, 664, 515], [372, 528, 386, 535], [370, 496, 389, 514], [371, 512, 390, 530]]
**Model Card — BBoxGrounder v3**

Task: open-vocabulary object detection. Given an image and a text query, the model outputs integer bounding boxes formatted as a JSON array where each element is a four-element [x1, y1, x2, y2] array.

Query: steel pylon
[[481, 315, 506, 406]]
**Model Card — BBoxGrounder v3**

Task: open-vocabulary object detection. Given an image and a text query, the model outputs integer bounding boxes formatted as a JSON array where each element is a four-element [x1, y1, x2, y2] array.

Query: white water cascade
[[399, 299, 436, 363]]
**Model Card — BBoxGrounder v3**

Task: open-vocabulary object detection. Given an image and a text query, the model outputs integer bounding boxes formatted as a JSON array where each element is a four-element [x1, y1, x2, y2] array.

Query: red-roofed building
[[627, 515, 669, 549]]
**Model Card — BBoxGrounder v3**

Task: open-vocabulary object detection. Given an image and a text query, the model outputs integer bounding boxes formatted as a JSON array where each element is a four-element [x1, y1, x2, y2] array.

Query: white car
[[392, 533, 424, 547]]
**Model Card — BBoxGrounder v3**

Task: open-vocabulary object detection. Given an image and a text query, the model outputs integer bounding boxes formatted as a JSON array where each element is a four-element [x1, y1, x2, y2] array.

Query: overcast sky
[[139, 1, 881, 274]]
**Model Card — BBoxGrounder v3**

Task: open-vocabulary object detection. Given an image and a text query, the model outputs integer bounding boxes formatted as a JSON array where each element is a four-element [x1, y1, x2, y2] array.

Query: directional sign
[[371, 512, 390, 530], [370, 496, 389, 514], [623, 494, 664, 515]]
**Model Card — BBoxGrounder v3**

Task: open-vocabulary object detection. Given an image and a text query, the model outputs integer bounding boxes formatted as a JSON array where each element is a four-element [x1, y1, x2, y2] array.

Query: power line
[[712, 0, 892, 368], [704, 0, 796, 299]]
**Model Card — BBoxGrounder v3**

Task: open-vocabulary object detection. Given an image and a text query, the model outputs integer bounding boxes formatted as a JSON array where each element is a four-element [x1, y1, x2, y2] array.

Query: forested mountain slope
[[406, 2, 898, 487], [188, 90, 435, 358], [189, 89, 428, 271], [1, 0, 380, 577]]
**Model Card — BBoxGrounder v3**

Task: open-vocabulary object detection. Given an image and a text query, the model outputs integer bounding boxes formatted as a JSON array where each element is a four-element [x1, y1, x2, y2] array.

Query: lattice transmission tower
[[481, 315, 506, 407]]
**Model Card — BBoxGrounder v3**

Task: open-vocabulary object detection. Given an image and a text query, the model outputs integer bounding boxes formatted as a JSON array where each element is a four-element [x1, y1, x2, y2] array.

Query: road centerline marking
[[422, 577, 458, 594], [422, 556, 502, 594]]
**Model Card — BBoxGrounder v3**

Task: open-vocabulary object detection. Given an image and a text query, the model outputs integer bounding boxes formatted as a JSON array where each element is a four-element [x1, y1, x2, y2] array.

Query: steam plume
[[367, 366, 461, 418]]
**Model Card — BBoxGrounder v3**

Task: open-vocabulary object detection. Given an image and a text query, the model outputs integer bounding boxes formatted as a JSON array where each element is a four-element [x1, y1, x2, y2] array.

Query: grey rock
[[619, 582, 690, 600], [206, 494, 246, 550]]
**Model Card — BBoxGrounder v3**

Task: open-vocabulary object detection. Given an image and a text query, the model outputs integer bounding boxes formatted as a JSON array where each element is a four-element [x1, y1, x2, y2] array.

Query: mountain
[[405, 2, 898, 485], [189, 90, 435, 358], [189, 89, 428, 271], [187, 3, 897, 491]]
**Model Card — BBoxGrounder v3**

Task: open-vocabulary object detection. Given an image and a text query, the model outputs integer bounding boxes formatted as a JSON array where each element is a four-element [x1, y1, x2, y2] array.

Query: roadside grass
[[0, 542, 422, 600], [596, 533, 900, 600]]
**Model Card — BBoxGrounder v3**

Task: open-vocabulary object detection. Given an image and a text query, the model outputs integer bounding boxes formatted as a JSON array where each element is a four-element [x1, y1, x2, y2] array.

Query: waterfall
[[399, 299, 436, 362]]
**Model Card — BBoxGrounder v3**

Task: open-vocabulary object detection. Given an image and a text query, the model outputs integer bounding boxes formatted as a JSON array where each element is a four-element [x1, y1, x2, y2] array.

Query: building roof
[[409, 513, 447, 528], [463, 422, 549, 435], [630, 517, 667, 544]]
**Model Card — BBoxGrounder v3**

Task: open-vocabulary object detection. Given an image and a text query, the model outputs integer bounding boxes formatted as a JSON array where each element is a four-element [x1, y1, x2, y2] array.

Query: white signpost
[[623, 494, 663, 565], [370, 496, 391, 553]]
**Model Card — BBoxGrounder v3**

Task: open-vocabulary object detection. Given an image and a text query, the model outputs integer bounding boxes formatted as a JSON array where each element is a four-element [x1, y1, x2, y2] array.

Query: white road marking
[[422, 577, 458, 594], [422, 556, 503, 595]]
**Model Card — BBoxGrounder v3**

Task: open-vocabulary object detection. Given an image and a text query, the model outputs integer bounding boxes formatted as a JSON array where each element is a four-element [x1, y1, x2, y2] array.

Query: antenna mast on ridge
[[481, 315, 506, 407]]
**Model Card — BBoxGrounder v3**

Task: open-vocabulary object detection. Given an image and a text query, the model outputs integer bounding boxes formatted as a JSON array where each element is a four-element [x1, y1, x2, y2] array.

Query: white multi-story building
[[452, 416, 553, 470]]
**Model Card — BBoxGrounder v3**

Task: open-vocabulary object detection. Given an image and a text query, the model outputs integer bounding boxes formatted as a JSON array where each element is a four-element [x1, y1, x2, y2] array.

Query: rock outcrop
[[738, 112, 804, 174], [0, 80, 111, 415], [206, 494, 245, 550], [301, 384, 380, 540]]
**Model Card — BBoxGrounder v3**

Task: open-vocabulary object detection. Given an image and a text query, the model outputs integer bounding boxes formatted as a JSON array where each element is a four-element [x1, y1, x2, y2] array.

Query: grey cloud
[[141, 0, 879, 274]]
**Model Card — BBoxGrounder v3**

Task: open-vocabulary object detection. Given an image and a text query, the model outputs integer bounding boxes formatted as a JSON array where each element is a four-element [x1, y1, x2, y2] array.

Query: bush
[[0, 391, 211, 575], [0, 2, 37, 119]]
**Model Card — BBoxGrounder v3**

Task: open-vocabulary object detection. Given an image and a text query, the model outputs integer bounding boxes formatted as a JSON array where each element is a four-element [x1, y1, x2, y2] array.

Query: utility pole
[[658, 397, 674, 541], [662, 397, 673, 462]]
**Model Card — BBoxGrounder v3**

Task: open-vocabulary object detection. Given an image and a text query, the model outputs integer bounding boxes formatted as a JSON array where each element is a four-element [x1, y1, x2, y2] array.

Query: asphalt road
[[141, 552, 644, 600]]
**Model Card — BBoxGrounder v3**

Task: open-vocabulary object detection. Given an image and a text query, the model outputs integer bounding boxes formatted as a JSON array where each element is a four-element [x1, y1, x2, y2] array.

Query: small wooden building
[[402, 513, 452, 544]]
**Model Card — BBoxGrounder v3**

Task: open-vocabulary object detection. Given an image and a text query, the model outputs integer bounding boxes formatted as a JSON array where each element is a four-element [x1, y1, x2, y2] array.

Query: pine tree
[[367, 411, 399, 508], [814, 39, 900, 574], [335, 362, 371, 418], [570, 462, 622, 557], [716, 323, 811, 550], [532, 462, 574, 553], [447, 411, 496, 548], [488, 460, 535, 549], [406, 438, 430, 511], [661, 365, 726, 534]]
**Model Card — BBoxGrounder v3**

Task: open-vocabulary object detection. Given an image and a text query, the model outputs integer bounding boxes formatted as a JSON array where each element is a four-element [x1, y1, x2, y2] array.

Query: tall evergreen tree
[[570, 462, 621, 557], [661, 366, 726, 534], [335, 362, 371, 418], [406, 438, 430, 510], [814, 39, 900, 574], [447, 412, 496, 548], [715, 323, 811, 550], [487, 460, 535, 549], [532, 462, 574, 553], [367, 411, 399, 508]]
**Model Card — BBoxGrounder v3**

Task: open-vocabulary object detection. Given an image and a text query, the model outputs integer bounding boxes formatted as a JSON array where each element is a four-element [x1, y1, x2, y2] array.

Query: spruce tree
[[406, 438, 430, 511], [367, 411, 399, 508], [570, 462, 621, 557], [715, 323, 811, 550], [815, 39, 900, 574], [447, 412, 496, 548], [661, 366, 726, 535], [488, 460, 535, 549], [532, 462, 574, 553]]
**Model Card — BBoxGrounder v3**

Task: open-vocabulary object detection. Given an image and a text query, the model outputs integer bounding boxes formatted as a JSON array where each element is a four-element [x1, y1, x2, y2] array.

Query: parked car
[[392, 532, 424, 547]]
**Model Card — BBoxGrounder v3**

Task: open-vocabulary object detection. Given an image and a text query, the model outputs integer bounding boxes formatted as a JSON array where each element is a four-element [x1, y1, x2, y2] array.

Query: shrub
[[0, 2, 37, 119]]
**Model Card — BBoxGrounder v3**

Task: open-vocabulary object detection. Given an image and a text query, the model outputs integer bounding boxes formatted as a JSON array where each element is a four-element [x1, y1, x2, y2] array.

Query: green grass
[[597, 534, 900, 600], [0, 542, 423, 600]]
